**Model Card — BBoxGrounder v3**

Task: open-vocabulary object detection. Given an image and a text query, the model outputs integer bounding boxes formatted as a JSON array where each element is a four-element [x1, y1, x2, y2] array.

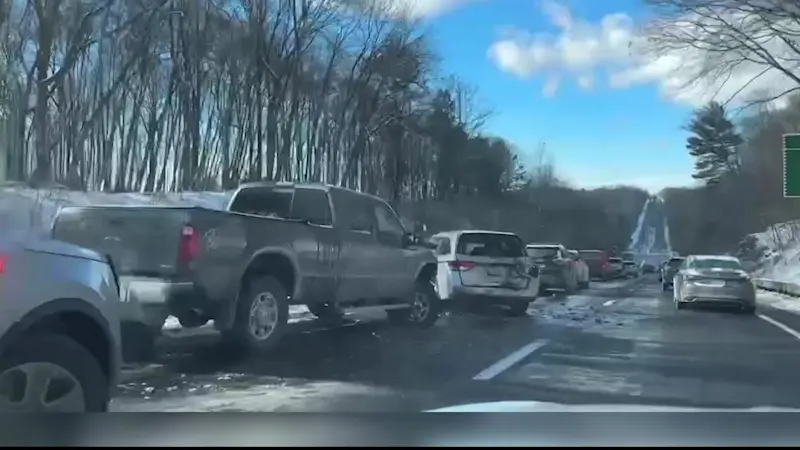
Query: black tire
[[120, 322, 157, 363], [661, 283, 668, 291], [387, 280, 441, 328], [580, 280, 590, 289], [507, 300, 530, 317], [675, 301, 685, 310], [222, 276, 289, 354], [0, 333, 109, 412]]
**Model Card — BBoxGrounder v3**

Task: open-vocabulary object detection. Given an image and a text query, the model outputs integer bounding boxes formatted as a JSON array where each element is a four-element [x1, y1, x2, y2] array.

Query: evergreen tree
[[685, 101, 743, 185]]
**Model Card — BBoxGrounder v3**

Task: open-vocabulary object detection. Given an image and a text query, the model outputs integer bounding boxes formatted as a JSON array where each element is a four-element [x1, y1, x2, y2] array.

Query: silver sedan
[[672, 255, 756, 314]]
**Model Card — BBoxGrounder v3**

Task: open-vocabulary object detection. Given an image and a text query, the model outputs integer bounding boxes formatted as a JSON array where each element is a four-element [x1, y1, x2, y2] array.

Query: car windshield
[[668, 259, 685, 268], [457, 233, 524, 257], [25, 1, 800, 432], [526, 247, 559, 258], [692, 258, 743, 270]]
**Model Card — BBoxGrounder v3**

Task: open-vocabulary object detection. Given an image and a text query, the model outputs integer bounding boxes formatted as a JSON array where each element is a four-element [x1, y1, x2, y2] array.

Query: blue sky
[[415, 0, 701, 193]]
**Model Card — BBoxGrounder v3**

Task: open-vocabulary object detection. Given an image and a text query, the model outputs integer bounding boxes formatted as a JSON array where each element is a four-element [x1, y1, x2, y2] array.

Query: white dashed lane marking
[[758, 313, 800, 341], [472, 340, 549, 381]]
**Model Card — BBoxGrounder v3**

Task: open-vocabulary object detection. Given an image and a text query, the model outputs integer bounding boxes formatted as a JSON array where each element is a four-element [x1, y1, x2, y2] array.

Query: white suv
[[0, 238, 121, 412]]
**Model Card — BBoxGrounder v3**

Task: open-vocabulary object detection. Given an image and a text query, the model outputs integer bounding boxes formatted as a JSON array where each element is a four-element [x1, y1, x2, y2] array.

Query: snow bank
[[740, 221, 800, 284], [629, 197, 651, 251], [663, 216, 672, 253], [0, 186, 234, 241], [757, 290, 800, 314]]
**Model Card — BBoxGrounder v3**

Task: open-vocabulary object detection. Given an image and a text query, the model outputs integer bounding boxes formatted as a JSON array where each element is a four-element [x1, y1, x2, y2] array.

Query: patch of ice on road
[[591, 280, 630, 289], [112, 380, 397, 412], [757, 290, 800, 314], [160, 305, 314, 336]]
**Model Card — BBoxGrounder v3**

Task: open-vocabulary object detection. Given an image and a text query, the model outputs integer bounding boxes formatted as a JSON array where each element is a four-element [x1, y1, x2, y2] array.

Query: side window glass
[[290, 188, 332, 226], [373, 201, 405, 246], [350, 204, 373, 233], [435, 238, 451, 256]]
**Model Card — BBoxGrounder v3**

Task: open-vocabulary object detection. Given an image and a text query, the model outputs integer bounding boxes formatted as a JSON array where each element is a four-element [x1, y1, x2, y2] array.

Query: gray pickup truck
[[51, 182, 440, 359]]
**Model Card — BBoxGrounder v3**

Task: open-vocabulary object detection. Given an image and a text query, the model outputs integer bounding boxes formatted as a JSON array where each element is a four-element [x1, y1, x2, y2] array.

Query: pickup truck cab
[[52, 182, 440, 358]]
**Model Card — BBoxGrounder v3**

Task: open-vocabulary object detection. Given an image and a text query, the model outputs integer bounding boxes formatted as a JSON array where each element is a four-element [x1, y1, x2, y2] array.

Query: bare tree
[[645, 0, 800, 107]]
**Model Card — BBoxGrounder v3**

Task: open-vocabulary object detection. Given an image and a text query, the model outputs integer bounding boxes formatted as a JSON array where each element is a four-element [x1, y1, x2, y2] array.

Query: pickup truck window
[[350, 206, 373, 233], [291, 188, 332, 226], [373, 202, 405, 246], [230, 187, 293, 218]]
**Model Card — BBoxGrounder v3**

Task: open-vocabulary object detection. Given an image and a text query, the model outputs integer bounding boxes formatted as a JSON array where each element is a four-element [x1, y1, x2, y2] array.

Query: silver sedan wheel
[[0, 362, 86, 412], [249, 292, 279, 340]]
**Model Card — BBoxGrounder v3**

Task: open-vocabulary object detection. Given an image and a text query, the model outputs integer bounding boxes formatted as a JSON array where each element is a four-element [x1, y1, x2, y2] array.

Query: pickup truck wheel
[[388, 281, 440, 328], [224, 276, 289, 353]]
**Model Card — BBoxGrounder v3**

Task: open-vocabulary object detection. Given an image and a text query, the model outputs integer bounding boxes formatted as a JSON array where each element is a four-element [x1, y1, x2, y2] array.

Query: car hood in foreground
[[427, 401, 800, 412]]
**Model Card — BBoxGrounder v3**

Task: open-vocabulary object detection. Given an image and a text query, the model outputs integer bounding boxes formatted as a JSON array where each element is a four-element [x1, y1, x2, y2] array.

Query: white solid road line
[[758, 313, 800, 341], [472, 339, 548, 381]]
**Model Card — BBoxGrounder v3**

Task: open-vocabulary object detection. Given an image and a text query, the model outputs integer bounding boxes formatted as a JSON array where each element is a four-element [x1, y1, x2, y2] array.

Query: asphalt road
[[111, 275, 800, 412]]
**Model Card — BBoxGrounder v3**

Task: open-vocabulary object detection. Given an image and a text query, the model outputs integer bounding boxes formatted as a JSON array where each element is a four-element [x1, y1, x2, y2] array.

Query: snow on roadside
[[757, 290, 800, 314], [161, 306, 314, 335], [663, 217, 672, 253], [742, 221, 800, 285], [629, 197, 651, 252]]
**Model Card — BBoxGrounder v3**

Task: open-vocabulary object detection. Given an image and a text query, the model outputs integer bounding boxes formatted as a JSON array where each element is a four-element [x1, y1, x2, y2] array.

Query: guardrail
[[755, 278, 800, 297]]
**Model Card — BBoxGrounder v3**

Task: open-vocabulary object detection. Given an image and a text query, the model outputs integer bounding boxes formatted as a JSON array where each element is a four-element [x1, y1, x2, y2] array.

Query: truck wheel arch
[[415, 262, 437, 285], [238, 249, 301, 301]]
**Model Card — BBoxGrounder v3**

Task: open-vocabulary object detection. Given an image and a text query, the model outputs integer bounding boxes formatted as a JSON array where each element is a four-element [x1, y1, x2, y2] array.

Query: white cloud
[[577, 74, 593, 90], [542, 75, 560, 97], [390, 0, 478, 19], [487, 1, 800, 107]]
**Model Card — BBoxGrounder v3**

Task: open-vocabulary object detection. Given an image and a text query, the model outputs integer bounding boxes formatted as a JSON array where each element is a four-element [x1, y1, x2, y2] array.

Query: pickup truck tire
[[387, 280, 440, 328], [222, 276, 289, 353], [0, 333, 109, 412]]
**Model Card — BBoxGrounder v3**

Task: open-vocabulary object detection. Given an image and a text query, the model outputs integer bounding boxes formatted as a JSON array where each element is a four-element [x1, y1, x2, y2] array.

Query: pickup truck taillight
[[179, 225, 200, 264], [448, 261, 476, 271]]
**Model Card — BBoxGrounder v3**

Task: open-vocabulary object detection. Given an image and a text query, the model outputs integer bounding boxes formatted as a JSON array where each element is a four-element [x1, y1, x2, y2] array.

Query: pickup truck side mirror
[[402, 232, 417, 248]]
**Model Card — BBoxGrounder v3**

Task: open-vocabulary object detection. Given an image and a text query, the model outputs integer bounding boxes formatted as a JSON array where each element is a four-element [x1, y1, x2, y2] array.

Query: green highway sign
[[784, 133, 800, 197]]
